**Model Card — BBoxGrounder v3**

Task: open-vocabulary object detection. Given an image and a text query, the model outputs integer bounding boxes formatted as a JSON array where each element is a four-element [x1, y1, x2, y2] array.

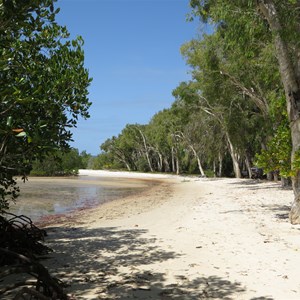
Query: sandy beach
[[38, 170, 300, 299]]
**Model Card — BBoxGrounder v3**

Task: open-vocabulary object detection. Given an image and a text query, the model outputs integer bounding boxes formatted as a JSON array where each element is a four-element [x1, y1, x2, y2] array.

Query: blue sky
[[55, 0, 207, 155]]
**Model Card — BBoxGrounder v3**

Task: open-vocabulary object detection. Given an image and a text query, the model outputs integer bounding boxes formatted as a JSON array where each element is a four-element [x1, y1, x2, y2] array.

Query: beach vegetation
[[0, 0, 92, 212], [188, 0, 300, 223], [30, 148, 91, 176], [97, 0, 300, 223], [0, 0, 92, 297]]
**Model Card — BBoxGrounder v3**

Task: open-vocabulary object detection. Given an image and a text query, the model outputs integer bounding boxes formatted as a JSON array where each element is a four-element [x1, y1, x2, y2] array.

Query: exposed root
[[0, 212, 70, 299]]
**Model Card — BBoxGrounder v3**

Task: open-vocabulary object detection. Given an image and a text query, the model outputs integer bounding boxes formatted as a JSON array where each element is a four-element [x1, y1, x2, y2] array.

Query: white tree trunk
[[218, 152, 223, 177], [213, 160, 217, 177], [190, 145, 206, 177], [115, 150, 131, 171], [157, 151, 163, 172], [175, 155, 180, 175], [226, 133, 241, 178], [258, 0, 300, 224], [245, 155, 252, 179], [137, 128, 153, 172], [171, 147, 175, 173]]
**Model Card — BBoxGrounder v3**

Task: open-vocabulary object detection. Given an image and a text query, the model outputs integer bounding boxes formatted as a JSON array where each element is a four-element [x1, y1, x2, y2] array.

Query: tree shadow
[[226, 180, 292, 221], [227, 179, 282, 191], [40, 226, 270, 299], [260, 204, 290, 220], [250, 297, 274, 300], [229, 179, 266, 185], [103, 271, 247, 299]]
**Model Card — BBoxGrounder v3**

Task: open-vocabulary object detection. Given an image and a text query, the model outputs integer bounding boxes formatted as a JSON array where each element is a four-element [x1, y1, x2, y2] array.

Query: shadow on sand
[[227, 179, 292, 221], [43, 226, 273, 299], [227, 179, 283, 191], [260, 204, 291, 220]]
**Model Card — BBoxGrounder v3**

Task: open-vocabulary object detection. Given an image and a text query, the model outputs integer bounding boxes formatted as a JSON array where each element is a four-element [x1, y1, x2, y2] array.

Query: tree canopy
[[96, 1, 282, 179], [0, 0, 92, 211], [96, 0, 300, 223]]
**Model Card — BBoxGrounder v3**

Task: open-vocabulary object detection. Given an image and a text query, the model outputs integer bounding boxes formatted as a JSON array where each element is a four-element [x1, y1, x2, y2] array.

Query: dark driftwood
[[0, 248, 68, 299], [0, 212, 69, 299], [0, 212, 50, 265]]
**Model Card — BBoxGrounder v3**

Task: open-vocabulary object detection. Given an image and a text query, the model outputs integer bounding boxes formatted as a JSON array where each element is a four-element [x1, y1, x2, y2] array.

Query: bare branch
[[220, 70, 269, 116]]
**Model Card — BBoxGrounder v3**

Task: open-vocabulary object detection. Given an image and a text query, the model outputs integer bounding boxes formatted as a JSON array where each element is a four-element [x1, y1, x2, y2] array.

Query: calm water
[[8, 176, 155, 222]]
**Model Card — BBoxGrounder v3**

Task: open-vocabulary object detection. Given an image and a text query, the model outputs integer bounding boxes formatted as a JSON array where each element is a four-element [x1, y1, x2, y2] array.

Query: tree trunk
[[225, 133, 241, 178], [213, 160, 217, 177], [245, 155, 252, 179], [137, 128, 153, 172], [266, 171, 273, 181], [115, 150, 131, 171], [124, 162, 131, 171], [281, 177, 292, 188], [163, 158, 170, 172], [190, 146, 206, 177], [218, 152, 223, 177], [175, 156, 180, 175], [145, 153, 153, 172], [157, 151, 163, 172], [258, 0, 300, 224], [196, 155, 205, 177], [171, 147, 175, 173]]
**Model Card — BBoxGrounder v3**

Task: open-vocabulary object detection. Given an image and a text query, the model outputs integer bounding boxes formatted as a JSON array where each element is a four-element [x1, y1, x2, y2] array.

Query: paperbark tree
[[147, 108, 184, 174], [190, 0, 300, 223], [177, 38, 250, 178], [134, 126, 154, 172], [257, 0, 300, 224], [181, 27, 276, 169]]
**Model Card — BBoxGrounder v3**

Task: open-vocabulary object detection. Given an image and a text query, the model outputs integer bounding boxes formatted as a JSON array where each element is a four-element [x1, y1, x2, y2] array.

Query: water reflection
[[8, 176, 154, 221]]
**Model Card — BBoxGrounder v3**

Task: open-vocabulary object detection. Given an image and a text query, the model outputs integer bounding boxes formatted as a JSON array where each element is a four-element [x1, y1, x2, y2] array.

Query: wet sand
[[9, 175, 157, 222], [40, 171, 300, 300]]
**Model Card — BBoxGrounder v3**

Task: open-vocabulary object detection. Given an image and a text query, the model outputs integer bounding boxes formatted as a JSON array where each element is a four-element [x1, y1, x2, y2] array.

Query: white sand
[[40, 170, 300, 299], [78, 169, 177, 179]]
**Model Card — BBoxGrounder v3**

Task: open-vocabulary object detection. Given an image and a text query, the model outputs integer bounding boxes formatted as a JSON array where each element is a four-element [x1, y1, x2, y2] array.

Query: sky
[[55, 0, 207, 155]]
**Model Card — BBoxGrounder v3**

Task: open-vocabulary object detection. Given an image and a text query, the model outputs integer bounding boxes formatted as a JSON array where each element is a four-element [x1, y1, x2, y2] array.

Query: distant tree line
[[30, 149, 93, 176], [94, 0, 296, 183], [95, 0, 300, 224]]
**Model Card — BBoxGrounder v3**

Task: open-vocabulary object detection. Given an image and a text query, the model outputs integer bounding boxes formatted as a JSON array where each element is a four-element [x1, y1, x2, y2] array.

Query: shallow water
[[8, 176, 155, 222]]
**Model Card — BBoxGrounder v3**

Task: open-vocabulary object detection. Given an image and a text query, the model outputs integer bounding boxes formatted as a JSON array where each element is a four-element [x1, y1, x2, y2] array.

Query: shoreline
[[37, 174, 174, 228], [41, 172, 300, 299], [12, 171, 171, 225], [4, 171, 300, 299], [78, 169, 179, 179]]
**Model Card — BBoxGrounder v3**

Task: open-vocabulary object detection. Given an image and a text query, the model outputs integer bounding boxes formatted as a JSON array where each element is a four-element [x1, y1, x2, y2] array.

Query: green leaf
[[16, 132, 27, 137], [6, 116, 12, 127]]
